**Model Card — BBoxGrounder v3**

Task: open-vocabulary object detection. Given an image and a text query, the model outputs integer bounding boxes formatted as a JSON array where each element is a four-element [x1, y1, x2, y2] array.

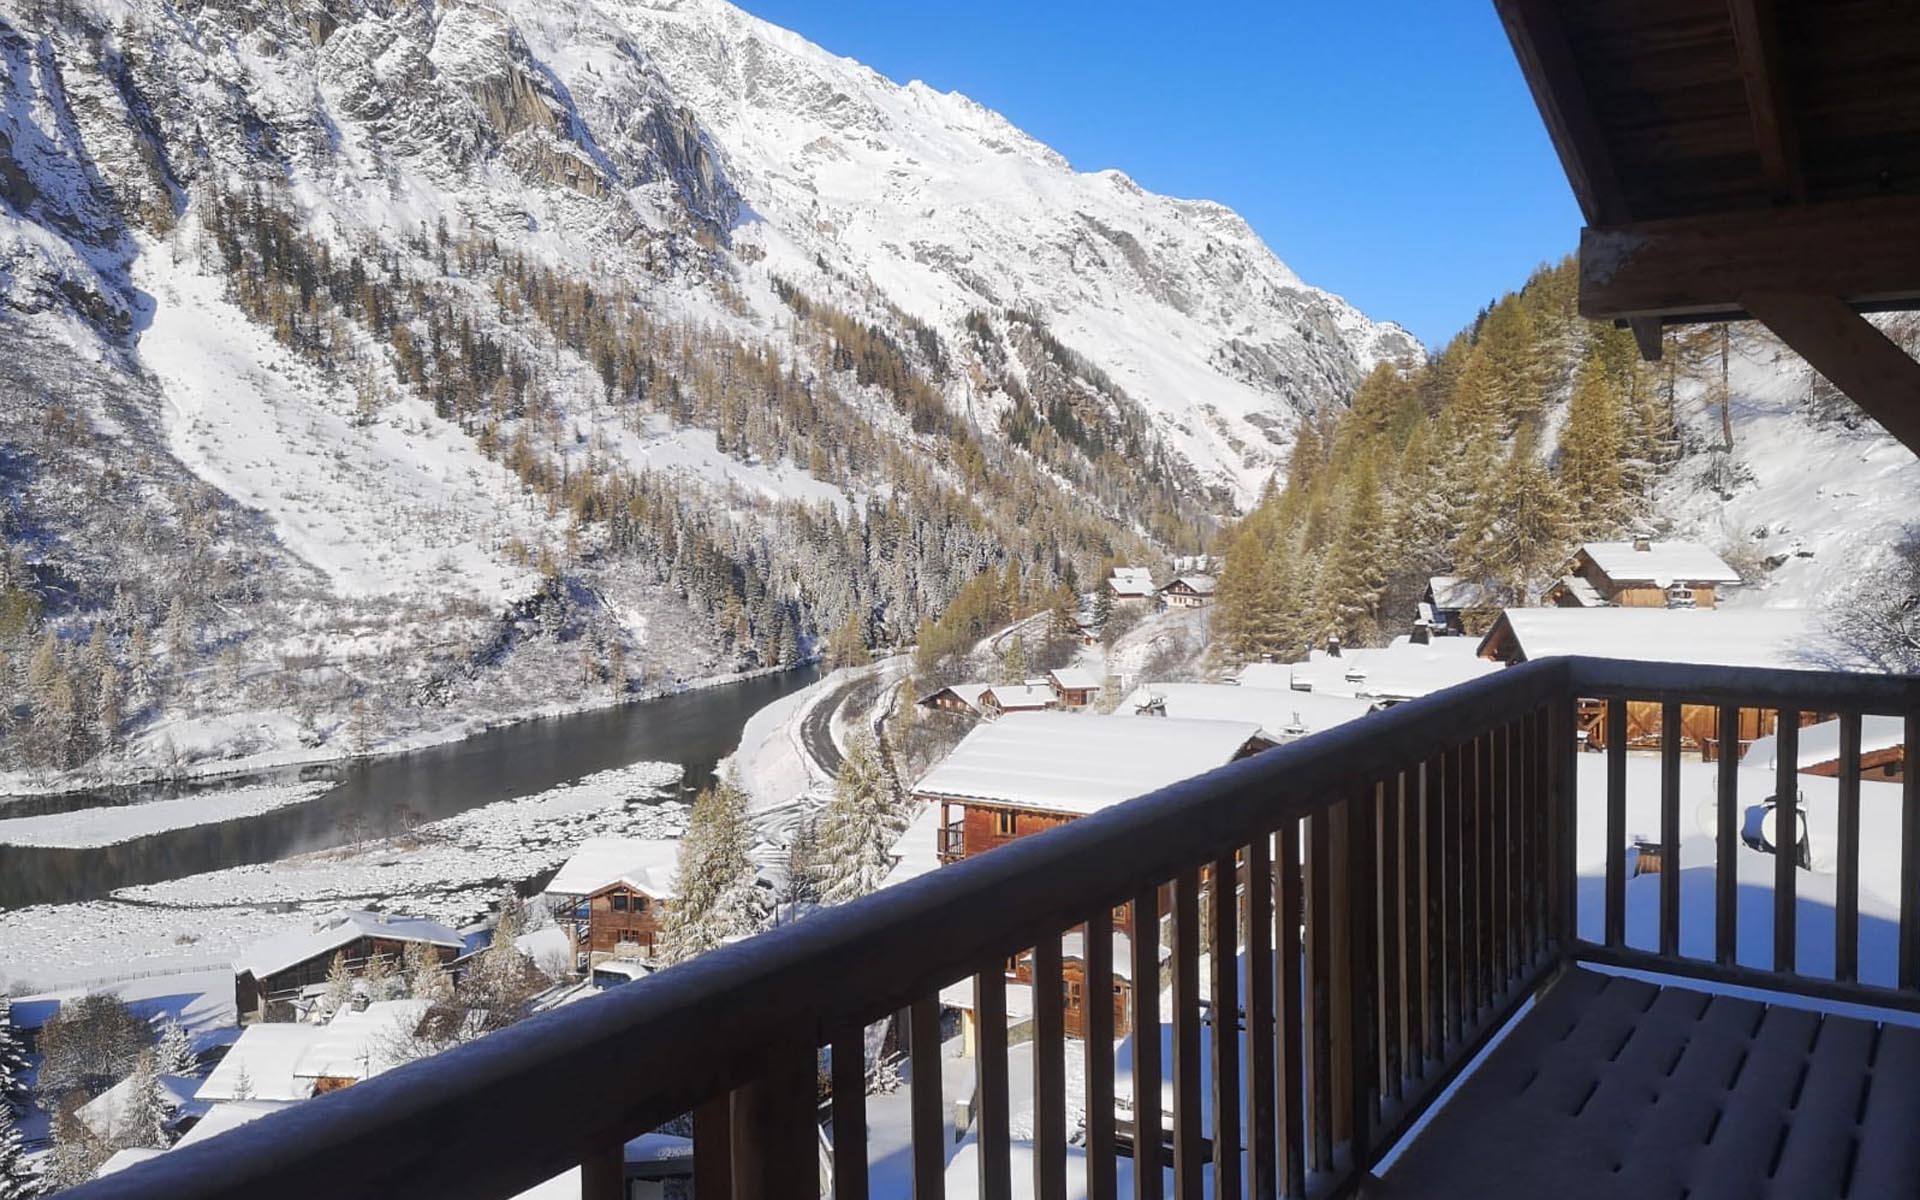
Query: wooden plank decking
[[1381, 967, 1920, 1199]]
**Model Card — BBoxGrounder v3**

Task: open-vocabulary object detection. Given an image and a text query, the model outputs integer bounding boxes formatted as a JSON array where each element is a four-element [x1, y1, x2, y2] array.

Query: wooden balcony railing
[[67, 658, 1920, 1200]]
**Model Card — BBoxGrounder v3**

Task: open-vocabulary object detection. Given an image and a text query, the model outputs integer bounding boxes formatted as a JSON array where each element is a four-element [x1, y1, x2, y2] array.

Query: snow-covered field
[[0, 781, 332, 848], [0, 761, 685, 990]]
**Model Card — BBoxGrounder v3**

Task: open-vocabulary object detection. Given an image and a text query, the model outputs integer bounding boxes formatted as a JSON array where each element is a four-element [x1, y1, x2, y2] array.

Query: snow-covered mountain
[[0, 0, 1418, 782]]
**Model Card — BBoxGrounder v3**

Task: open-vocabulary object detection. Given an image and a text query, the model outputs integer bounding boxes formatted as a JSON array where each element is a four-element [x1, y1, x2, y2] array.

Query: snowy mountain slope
[[0, 0, 1425, 784], [1653, 327, 1920, 611], [605, 0, 1421, 502]]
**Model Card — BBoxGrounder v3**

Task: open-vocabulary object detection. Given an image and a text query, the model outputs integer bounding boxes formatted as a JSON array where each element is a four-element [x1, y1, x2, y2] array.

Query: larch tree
[[1314, 457, 1390, 646], [1559, 351, 1627, 533], [1454, 428, 1575, 606], [404, 941, 453, 1004], [321, 951, 354, 1017], [998, 634, 1028, 685]]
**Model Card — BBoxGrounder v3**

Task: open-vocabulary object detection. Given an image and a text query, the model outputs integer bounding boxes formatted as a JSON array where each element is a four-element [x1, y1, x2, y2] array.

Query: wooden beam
[[1629, 317, 1664, 362], [1579, 194, 1920, 320], [1494, 0, 1630, 224], [1727, 0, 1804, 202], [1741, 293, 1920, 452]]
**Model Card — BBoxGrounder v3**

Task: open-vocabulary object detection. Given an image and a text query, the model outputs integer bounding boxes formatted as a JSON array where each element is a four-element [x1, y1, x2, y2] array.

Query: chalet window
[[632, 896, 649, 914], [1064, 980, 1083, 1008], [617, 929, 641, 943], [994, 810, 1017, 836], [1113, 982, 1125, 996], [611, 894, 629, 912]]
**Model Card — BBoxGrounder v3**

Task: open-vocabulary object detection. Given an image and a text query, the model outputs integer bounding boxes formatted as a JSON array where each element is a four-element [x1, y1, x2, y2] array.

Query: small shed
[[1745, 715, 1905, 782], [1045, 667, 1103, 709]]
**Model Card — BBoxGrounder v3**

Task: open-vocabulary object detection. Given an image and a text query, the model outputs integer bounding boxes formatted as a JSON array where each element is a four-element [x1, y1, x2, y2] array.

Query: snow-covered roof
[[1579, 541, 1742, 586], [1108, 567, 1156, 597], [591, 960, 654, 981], [921, 682, 992, 711], [196, 1025, 324, 1102], [173, 1100, 293, 1148], [1058, 929, 1169, 981], [97, 1148, 167, 1177], [1047, 667, 1103, 692], [295, 999, 431, 1082], [196, 999, 427, 1102], [1427, 575, 1498, 611], [985, 683, 1056, 710], [77, 1073, 201, 1137], [939, 978, 1035, 1022], [542, 837, 680, 899], [235, 911, 464, 980], [1744, 715, 1905, 771], [1481, 607, 1826, 670], [912, 713, 1266, 815], [881, 799, 947, 892], [516, 926, 574, 970], [1552, 574, 1608, 607], [1248, 637, 1501, 703], [1122, 683, 1374, 743], [1161, 575, 1217, 595]]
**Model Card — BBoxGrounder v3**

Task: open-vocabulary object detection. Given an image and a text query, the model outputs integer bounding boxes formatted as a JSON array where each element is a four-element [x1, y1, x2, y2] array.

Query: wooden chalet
[[1545, 540, 1742, 609], [916, 682, 992, 718], [542, 837, 679, 966], [978, 681, 1057, 717], [917, 712, 1272, 867], [1106, 566, 1156, 606], [1158, 574, 1216, 609], [1005, 929, 1166, 1040], [232, 912, 462, 1022], [1422, 575, 1499, 636], [1045, 666, 1103, 709]]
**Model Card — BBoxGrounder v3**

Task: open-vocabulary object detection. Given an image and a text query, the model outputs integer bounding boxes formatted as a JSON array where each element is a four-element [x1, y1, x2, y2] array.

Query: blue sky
[[732, 1, 1581, 348]]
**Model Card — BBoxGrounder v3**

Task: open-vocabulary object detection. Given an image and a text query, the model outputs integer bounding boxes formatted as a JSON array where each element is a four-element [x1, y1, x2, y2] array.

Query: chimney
[[1326, 634, 1342, 658], [1633, 536, 1652, 552], [1411, 620, 1432, 645]]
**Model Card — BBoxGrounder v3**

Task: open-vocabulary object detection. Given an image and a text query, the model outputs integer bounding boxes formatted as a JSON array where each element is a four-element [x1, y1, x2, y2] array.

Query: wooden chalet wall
[[957, 803, 1073, 859], [1053, 685, 1098, 709], [1009, 954, 1132, 1040], [586, 885, 666, 958], [1576, 700, 1823, 759]]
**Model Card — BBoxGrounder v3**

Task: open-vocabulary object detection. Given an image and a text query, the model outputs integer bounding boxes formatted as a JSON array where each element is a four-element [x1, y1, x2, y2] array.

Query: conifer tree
[[813, 732, 902, 905], [116, 1051, 170, 1150], [1454, 428, 1574, 607], [1559, 351, 1627, 532], [1314, 458, 1389, 646], [825, 612, 870, 670], [0, 1101, 34, 1200], [42, 1109, 102, 1193], [999, 634, 1028, 685], [660, 770, 764, 962], [404, 941, 453, 1005], [153, 1020, 195, 1078], [0, 999, 27, 1117], [321, 951, 354, 1017]]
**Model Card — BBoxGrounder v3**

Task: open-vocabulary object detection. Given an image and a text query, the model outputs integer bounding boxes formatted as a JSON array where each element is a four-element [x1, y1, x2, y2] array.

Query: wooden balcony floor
[[1382, 967, 1920, 1199]]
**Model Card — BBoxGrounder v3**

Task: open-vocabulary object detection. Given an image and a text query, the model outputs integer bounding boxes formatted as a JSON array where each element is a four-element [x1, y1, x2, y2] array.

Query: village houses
[[1157, 574, 1216, 609], [1106, 566, 1157, 607]]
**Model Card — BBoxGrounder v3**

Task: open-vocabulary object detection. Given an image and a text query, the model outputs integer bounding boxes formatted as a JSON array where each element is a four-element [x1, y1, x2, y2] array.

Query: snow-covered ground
[[0, 781, 331, 848], [0, 761, 684, 990]]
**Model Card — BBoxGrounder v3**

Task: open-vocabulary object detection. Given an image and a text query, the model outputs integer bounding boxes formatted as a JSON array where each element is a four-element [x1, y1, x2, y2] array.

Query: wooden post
[[732, 1044, 821, 1200]]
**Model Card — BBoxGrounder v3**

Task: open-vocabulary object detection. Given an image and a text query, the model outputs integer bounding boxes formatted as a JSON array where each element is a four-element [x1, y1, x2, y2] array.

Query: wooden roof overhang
[[1495, 0, 1920, 451]]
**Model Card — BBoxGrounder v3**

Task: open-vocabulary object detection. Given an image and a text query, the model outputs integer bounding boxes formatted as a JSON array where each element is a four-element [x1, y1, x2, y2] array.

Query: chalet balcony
[[938, 820, 967, 864], [68, 657, 1920, 1200]]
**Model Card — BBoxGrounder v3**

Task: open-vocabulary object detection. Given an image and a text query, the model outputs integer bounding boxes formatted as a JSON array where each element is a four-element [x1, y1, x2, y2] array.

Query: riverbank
[[0, 661, 817, 803]]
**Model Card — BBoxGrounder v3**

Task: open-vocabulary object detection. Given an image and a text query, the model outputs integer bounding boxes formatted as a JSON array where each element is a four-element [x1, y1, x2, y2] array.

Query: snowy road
[[801, 673, 862, 775]]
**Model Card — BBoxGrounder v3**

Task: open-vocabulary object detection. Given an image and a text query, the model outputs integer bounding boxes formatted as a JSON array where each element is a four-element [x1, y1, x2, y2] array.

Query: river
[[0, 666, 820, 909]]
